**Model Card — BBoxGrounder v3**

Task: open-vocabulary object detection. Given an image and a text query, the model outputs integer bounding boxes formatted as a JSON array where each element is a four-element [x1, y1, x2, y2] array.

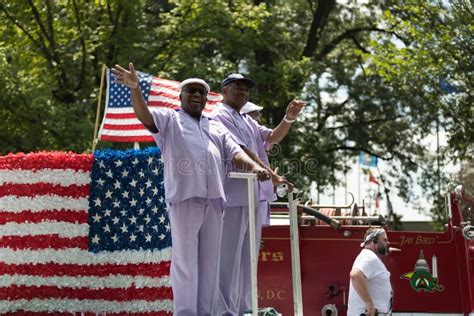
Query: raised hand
[[285, 99, 306, 120], [111, 63, 139, 89]]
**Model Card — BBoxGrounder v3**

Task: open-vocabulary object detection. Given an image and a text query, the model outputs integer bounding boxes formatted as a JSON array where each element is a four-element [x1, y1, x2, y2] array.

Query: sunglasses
[[183, 87, 208, 96]]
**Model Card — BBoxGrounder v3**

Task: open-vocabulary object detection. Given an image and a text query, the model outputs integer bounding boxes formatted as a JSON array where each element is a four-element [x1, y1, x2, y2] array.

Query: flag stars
[[111, 234, 118, 243], [120, 223, 128, 233], [92, 213, 102, 223], [144, 215, 151, 224], [105, 190, 113, 199], [103, 224, 111, 233], [89, 149, 171, 251], [145, 233, 152, 243], [114, 180, 121, 189], [94, 197, 102, 207], [91, 234, 100, 244]]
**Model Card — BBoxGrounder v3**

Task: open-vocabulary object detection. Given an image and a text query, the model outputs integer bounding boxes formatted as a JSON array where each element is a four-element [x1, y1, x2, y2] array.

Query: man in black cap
[[211, 73, 305, 315]]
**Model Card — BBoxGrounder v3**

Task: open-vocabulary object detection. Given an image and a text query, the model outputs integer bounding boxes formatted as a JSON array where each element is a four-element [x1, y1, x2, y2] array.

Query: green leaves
[[1, 0, 471, 222]]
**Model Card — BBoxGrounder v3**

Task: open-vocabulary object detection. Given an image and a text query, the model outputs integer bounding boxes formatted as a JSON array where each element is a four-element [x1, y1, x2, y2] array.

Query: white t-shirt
[[347, 249, 392, 315]]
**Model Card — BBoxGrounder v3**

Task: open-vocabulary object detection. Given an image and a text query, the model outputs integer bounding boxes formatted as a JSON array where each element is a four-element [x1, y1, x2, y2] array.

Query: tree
[[1, 0, 471, 222], [364, 0, 473, 224]]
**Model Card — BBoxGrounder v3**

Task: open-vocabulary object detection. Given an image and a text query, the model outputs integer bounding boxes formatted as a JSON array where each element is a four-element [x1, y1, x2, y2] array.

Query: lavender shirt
[[150, 108, 243, 204], [255, 135, 277, 203], [210, 104, 273, 207]]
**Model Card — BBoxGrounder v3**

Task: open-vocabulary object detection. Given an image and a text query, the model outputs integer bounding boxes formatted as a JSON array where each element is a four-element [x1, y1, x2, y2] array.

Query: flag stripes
[[0, 149, 172, 314], [99, 69, 223, 142]]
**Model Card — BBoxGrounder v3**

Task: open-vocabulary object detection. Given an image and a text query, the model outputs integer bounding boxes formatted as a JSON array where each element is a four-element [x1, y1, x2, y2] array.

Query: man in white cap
[[211, 74, 305, 315], [112, 64, 271, 315], [240, 101, 263, 122], [240, 102, 275, 228]]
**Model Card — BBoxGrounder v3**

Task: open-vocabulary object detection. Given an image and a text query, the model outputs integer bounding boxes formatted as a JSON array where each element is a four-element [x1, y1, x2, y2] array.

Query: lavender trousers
[[218, 203, 262, 315], [169, 197, 224, 316]]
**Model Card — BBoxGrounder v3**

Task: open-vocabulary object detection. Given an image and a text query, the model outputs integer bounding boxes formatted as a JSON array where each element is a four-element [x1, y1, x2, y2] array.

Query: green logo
[[401, 250, 444, 292]]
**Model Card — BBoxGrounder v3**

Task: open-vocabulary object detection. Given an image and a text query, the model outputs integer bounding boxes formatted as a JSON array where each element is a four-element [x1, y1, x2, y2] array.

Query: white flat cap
[[178, 78, 210, 93], [241, 101, 263, 114]]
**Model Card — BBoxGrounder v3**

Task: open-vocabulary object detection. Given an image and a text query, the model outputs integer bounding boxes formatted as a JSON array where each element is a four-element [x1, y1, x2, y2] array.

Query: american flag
[[0, 148, 173, 314], [99, 69, 223, 143]]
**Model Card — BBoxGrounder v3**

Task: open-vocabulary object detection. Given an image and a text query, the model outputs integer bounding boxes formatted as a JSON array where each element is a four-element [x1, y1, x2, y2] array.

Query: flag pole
[[92, 64, 108, 152]]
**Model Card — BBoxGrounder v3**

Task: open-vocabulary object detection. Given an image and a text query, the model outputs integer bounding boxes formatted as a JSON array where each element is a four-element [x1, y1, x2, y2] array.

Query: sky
[[310, 132, 461, 222]]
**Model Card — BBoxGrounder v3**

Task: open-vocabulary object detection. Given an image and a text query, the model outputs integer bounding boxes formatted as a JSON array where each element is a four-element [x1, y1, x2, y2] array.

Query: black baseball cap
[[221, 73, 255, 88]]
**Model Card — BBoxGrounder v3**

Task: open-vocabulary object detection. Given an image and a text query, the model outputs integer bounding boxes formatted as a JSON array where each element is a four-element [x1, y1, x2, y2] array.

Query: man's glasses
[[183, 87, 208, 96]]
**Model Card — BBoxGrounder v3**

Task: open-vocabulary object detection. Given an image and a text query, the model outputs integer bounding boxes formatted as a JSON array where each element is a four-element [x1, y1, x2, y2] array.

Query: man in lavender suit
[[241, 102, 276, 228], [112, 64, 271, 316], [211, 74, 305, 314]]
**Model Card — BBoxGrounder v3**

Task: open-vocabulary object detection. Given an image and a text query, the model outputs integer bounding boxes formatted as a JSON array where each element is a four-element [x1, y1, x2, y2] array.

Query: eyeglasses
[[183, 87, 208, 96]]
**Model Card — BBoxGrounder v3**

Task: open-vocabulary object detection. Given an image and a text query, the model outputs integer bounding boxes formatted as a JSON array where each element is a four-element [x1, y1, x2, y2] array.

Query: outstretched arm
[[111, 63, 158, 133], [266, 99, 305, 144], [240, 147, 293, 190], [232, 151, 271, 182]]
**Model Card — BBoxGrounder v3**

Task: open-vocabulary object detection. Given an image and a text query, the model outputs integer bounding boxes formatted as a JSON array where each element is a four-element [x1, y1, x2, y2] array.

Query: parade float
[[2, 149, 474, 315], [1, 68, 472, 315]]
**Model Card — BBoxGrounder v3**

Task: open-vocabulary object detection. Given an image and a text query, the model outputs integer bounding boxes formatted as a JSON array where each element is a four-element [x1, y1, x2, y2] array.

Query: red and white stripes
[[99, 74, 223, 142], [0, 152, 172, 314]]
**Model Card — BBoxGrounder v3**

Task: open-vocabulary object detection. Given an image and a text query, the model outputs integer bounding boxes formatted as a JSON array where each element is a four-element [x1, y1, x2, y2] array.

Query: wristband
[[283, 115, 296, 123]]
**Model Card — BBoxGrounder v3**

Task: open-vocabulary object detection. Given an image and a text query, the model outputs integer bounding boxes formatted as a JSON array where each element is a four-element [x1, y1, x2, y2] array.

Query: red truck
[[258, 186, 474, 315]]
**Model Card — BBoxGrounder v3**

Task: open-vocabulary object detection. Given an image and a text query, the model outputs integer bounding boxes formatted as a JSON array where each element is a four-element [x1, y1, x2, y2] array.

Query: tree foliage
[[1, 0, 472, 222]]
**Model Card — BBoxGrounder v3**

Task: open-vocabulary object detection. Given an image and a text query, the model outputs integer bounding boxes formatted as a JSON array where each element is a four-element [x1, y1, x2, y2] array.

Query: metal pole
[[228, 172, 258, 316], [288, 192, 303, 315]]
